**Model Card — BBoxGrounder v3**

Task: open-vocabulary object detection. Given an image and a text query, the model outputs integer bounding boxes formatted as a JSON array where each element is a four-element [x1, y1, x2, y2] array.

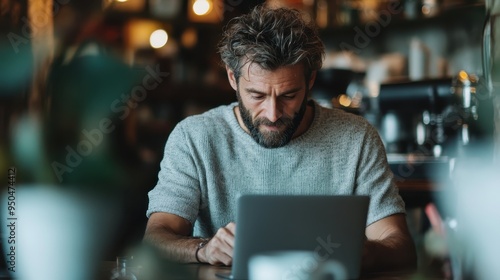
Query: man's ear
[[226, 67, 238, 91], [308, 70, 317, 90]]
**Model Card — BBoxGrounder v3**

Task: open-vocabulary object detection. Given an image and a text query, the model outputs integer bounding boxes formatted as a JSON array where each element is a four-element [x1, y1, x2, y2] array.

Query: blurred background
[[0, 0, 499, 279]]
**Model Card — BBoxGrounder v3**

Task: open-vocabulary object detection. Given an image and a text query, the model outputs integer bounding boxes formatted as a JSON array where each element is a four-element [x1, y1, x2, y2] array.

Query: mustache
[[255, 116, 293, 127]]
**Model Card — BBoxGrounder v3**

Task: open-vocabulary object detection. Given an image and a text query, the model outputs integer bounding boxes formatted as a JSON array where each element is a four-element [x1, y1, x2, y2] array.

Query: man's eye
[[282, 95, 295, 100], [252, 95, 265, 100]]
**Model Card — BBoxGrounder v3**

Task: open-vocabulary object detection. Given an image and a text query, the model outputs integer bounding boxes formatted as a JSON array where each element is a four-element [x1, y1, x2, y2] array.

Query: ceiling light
[[193, 0, 211, 16], [150, 29, 168, 49]]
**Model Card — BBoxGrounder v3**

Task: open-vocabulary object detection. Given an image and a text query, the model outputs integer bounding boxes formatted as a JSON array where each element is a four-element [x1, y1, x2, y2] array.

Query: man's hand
[[144, 213, 237, 265], [199, 222, 236, 266]]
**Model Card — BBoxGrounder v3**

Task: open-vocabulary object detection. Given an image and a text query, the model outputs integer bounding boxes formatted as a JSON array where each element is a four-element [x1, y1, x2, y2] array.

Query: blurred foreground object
[[440, 161, 500, 279], [436, 2, 500, 269], [1, 186, 118, 280], [483, 0, 500, 161]]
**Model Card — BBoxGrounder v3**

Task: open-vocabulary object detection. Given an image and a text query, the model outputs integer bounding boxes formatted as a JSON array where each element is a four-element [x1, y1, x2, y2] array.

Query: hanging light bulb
[[150, 29, 168, 49], [193, 0, 211, 16]]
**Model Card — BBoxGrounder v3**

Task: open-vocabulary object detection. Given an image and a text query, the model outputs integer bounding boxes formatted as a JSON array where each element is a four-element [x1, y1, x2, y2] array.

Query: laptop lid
[[226, 194, 369, 280]]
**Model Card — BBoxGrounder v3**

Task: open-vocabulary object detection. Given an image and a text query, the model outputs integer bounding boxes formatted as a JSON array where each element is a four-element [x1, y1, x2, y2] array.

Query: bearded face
[[237, 91, 308, 148]]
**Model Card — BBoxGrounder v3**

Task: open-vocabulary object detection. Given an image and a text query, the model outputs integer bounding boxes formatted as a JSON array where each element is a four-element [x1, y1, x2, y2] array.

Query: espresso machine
[[375, 72, 494, 179]]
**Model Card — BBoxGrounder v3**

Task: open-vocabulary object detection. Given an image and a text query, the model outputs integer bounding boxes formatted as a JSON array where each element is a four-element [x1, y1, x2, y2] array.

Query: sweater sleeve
[[146, 122, 201, 225], [354, 123, 406, 226]]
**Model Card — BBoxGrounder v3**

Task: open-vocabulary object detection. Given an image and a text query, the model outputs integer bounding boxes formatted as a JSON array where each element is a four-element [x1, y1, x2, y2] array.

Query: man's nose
[[264, 98, 282, 123]]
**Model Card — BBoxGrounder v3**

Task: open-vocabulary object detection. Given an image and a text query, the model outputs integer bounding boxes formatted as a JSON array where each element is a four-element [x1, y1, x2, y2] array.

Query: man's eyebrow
[[245, 87, 303, 95]]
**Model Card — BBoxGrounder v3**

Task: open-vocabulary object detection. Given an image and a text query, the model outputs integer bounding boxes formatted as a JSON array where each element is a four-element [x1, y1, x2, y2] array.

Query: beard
[[237, 91, 309, 148]]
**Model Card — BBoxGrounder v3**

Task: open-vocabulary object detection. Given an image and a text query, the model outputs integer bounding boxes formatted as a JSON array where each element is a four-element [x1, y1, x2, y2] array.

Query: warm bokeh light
[[193, 0, 211, 16], [116, 0, 128, 2], [181, 28, 198, 49], [458, 70, 468, 81], [150, 29, 168, 49], [338, 94, 352, 107]]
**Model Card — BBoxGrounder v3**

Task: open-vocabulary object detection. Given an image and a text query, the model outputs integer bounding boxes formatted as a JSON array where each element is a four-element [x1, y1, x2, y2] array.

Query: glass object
[[483, 0, 500, 160], [421, 0, 440, 17], [315, 0, 329, 28], [110, 257, 137, 280]]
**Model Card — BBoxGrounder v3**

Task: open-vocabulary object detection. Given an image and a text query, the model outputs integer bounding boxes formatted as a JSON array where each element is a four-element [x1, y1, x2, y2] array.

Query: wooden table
[[99, 261, 231, 280]]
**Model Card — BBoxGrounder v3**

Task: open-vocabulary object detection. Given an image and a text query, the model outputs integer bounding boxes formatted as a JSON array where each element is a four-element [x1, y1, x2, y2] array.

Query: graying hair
[[218, 5, 325, 82]]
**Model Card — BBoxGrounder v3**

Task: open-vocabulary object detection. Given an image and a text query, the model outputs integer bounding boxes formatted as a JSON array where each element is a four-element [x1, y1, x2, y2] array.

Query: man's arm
[[144, 212, 236, 265], [362, 213, 417, 272]]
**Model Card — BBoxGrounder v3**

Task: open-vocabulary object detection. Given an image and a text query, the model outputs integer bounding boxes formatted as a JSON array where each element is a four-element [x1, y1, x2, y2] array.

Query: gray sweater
[[147, 101, 405, 237]]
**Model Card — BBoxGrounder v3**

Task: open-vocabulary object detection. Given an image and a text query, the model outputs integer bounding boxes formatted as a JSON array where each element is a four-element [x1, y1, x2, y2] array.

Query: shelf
[[319, 2, 486, 50], [320, 2, 485, 32]]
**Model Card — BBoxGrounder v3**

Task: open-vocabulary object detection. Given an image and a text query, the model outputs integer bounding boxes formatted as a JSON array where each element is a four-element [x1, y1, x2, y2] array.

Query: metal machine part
[[377, 72, 490, 158]]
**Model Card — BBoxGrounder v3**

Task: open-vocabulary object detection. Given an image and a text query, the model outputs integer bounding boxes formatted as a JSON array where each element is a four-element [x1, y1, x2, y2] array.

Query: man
[[144, 5, 417, 272]]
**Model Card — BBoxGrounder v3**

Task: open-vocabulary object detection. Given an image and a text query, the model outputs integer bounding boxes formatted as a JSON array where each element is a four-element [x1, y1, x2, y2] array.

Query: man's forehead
[[239, 62, 304, 80]]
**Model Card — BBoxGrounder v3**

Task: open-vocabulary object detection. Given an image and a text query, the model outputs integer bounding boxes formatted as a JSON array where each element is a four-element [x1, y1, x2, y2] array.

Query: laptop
[[216, 194, 370, 280]]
